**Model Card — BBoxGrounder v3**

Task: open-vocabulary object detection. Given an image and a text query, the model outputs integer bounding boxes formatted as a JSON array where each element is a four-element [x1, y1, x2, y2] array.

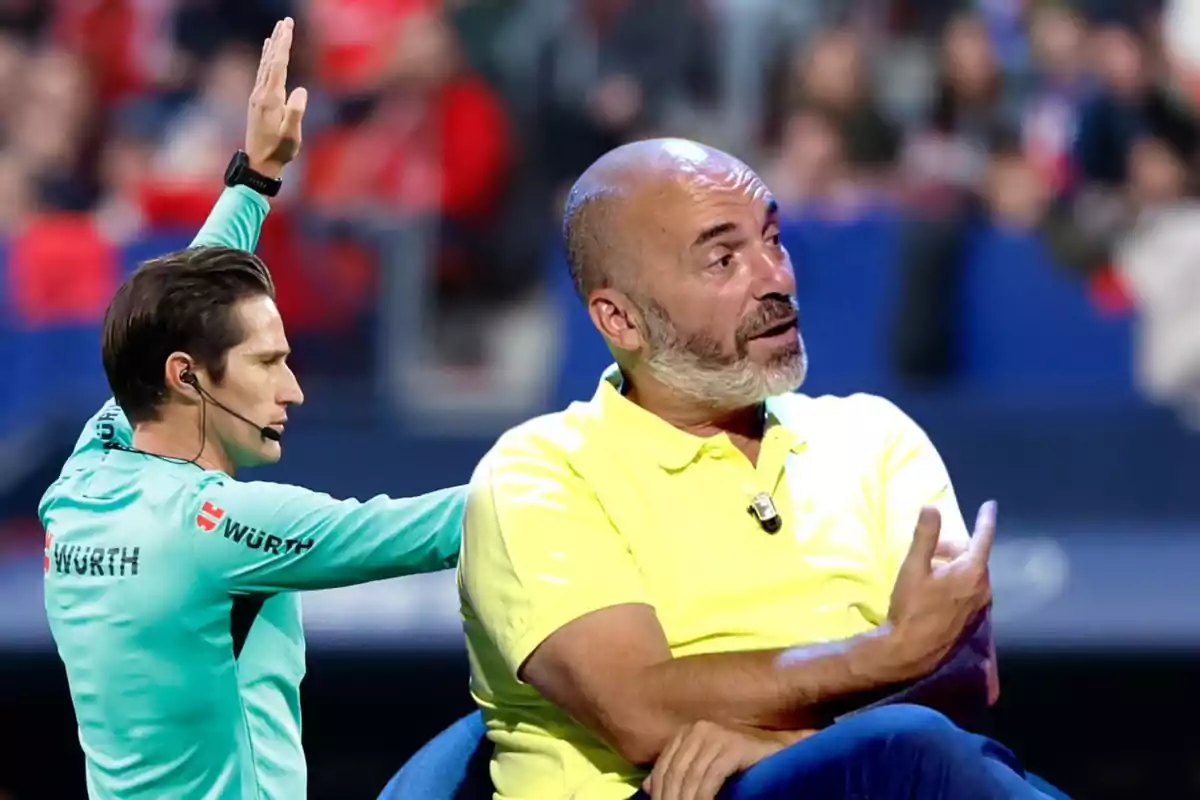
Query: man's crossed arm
[[519, 506, 997, 765]]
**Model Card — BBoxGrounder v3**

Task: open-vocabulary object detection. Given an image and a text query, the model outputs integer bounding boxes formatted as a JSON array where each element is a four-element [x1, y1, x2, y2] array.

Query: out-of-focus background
[[1, 0, 1199, 797]]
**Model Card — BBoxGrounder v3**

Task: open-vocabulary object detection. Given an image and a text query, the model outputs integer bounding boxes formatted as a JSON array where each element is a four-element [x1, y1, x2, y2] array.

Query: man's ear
[[164, 352, 200, 405], [588, 288, 644, 354]]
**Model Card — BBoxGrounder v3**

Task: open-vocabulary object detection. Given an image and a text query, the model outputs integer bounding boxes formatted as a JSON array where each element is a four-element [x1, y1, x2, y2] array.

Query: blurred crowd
[[2, 0, 1199, 412]]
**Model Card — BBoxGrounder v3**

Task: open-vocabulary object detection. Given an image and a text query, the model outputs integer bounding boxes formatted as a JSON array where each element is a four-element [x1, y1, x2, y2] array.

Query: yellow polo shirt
[[459, 370, 969, 800]]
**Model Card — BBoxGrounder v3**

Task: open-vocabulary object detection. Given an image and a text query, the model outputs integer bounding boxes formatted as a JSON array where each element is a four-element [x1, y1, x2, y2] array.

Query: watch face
[[225, 152, 247, 186], [224, 150, 280, 196]]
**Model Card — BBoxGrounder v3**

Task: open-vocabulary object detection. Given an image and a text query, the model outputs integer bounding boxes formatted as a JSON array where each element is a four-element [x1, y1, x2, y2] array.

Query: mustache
[[739, 295, 799, 339]]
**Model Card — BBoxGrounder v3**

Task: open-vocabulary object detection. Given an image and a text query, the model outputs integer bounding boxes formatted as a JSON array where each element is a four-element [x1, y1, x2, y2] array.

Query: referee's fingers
[[281, 88, 307, 143], [266, 18, 294, 95], [254, 37, 270, 89]]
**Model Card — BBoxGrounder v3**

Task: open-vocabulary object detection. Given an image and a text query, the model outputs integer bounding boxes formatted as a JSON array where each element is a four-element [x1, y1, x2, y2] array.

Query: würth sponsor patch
[[196, 501, 225, 532]]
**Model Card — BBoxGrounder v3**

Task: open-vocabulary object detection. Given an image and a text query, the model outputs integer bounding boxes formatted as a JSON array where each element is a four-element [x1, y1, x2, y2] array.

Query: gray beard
[[639, 299, 808, 409]]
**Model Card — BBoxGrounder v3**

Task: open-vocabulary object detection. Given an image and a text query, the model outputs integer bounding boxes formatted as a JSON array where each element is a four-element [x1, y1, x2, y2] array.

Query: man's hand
[[642, 720, 806, 800], [926, 530, 1001, 706], [933, 536, 966, 564], [884, 501, 997, 680], [246, 18, 307, 179]]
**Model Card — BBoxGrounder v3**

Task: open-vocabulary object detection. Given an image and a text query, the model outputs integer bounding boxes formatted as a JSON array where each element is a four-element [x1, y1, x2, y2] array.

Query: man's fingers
[[664, 732, 705, 800], [694, 747, 738, 800], [644, 761, 661, 797], [967, 500, 998, 565], [933, 537, 967, 562], [678, 740, 720, 800], [902, 506, 942, 574], [650, 731, 683, 799]]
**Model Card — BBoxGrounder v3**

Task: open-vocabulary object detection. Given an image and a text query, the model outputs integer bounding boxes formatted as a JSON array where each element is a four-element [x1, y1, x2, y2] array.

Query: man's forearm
[[825, 612, 994, 732], [190, 185, 270, 252], [618, 626, 907, 762]]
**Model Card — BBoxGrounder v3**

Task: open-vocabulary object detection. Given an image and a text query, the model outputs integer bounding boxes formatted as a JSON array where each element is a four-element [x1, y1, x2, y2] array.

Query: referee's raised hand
[[246, 17, 307, 179]]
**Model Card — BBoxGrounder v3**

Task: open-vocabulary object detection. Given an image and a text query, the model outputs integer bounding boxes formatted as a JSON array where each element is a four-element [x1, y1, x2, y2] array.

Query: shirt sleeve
[[187, 474, 466, 593], [40, 403, 135, 524], [189, 185, 269, 251], [459, 427, 649, 677], [66, 401, 132, 460], [871, 396, 971, 584]]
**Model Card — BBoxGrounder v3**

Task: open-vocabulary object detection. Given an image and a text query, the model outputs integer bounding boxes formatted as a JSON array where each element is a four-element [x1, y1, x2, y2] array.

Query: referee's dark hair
[[101, 246, 276, 424]]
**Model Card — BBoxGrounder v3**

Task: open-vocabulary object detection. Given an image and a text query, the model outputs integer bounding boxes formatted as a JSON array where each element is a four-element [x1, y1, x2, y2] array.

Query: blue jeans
[[634, 705, 1065, 799]]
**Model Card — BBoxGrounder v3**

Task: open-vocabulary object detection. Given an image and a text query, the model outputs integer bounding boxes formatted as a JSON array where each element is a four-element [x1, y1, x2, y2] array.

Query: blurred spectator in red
[[9, 214, 117, 327], [301, 7, 514, 366], [306, 0, 434, 97], [304, 9, 512, 227], [52, 0, 175, 108]]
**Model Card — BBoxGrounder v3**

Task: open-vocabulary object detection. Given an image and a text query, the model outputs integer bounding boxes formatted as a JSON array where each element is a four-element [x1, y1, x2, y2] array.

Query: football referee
[[41, 19, 464, 800]]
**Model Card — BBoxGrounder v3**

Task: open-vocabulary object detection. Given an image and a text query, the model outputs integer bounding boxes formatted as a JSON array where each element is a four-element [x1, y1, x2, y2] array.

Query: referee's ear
[[588, 288, 643, 353], [164, 353, 201, 404]]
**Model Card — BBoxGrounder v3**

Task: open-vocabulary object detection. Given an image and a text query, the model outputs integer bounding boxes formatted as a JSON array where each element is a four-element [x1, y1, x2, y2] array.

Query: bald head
[[562, 138, 753, 300], [562, 138, 803, 408]]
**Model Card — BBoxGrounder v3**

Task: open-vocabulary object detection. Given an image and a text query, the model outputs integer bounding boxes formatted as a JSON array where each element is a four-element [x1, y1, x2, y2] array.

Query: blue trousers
[[634, 704, 1066, 799]]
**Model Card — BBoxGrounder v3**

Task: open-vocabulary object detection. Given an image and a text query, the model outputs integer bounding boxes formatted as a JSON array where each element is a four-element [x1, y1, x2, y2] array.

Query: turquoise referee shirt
[[40, 186, 466, 799]]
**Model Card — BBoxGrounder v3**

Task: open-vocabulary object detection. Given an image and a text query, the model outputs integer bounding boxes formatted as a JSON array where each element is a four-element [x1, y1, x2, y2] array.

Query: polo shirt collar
[[592, 365, 806, 471]]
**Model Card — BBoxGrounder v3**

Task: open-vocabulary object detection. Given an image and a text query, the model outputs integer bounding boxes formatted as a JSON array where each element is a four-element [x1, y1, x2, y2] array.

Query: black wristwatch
[[224, 150, 282, 198]]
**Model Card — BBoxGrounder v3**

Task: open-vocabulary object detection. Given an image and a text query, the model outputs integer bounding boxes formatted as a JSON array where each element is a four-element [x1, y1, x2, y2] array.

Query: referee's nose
[[280, 363, 305, 407]]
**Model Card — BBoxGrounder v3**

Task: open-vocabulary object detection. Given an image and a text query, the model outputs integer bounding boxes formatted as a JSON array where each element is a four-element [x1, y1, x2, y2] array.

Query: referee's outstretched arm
[[189, 476, 463, 590]]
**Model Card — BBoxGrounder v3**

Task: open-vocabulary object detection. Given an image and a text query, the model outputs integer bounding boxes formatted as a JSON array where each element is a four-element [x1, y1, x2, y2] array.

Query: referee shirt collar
[[592, 365, 806, 471]]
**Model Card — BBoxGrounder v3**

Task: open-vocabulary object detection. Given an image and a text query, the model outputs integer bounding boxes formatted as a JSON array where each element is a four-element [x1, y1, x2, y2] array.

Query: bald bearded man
[[458, 139, 1062, 800]]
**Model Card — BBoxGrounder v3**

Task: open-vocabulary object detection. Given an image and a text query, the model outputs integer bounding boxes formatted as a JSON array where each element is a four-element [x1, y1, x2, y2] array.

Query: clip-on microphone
[[748, 492, 783, 534]]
